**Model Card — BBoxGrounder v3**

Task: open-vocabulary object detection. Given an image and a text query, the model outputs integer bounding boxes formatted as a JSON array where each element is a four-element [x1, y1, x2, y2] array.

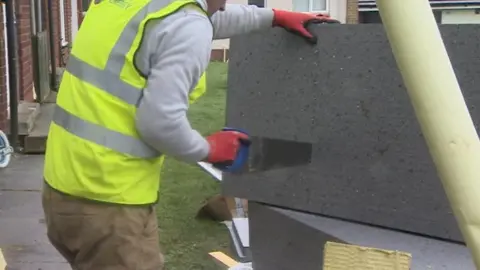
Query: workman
[[41, 0, 338, 269]]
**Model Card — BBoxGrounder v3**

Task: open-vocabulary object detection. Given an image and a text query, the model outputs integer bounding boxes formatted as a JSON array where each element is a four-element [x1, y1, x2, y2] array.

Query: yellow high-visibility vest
[[44, 0, 209, 205]]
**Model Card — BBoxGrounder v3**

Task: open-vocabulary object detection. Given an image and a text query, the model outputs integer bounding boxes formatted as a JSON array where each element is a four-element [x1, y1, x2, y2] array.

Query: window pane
[[248, 0, 265, 7], [311, 0, 327, 11], [292, 0, 309, 12]]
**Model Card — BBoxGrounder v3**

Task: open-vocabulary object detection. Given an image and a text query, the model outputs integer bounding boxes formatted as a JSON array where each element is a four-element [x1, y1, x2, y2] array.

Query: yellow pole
[[0, 249, 6, 270], [376, 0, 480, 267]]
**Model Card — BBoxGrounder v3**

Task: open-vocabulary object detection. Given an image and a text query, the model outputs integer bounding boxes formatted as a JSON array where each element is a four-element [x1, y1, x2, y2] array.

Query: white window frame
[[59, 0, 68, 46], [310, 0, 329, 12], [292, 0, 329, 13]]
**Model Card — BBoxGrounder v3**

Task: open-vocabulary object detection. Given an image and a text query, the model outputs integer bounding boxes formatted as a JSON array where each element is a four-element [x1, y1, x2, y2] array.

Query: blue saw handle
[[215, 127, 250, 173]]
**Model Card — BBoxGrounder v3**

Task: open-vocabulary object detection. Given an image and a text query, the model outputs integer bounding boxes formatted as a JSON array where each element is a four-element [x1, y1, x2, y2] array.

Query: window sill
[[308, 10, 329, 14]]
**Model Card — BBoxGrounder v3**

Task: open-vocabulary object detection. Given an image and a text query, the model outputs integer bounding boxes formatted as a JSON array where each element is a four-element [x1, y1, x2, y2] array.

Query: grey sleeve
[[135, 13, 213, 163], [210, 4, 274, 39]]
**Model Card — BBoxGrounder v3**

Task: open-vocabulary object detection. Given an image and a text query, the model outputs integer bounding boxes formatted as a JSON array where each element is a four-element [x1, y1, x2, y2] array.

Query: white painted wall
[[212, 0, 347, 50], [71, 0, 79, 41], [59, 0, 68, 45], [442, 9, 480, 24]]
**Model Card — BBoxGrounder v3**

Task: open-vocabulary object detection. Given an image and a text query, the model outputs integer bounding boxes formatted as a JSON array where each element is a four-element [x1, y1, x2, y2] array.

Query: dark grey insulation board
[[248, 203, 474, 270], [223, 24, 480, 243]]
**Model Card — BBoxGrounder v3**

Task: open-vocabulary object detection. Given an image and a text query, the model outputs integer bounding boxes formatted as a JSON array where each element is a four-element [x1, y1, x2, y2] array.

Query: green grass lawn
[[157, 62, 231, 270]]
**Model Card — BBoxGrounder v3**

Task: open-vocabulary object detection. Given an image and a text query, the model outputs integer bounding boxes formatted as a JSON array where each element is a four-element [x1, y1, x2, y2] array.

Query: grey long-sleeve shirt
[[135, 0, 274, 163]]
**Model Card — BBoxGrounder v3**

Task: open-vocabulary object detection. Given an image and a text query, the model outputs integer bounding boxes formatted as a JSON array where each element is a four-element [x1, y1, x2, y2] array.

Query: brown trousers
[[42, 183, 164, 270]]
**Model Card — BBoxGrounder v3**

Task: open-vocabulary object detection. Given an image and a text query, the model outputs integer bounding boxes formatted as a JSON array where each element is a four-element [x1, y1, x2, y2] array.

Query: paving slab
[[0, 154, 69, 269], [223, 24, 480, 242]]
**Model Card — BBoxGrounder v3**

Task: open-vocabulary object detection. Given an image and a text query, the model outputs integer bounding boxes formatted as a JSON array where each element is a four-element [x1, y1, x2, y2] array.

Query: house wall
[[65, 0, 73, 43], [211, 0, 248, 61], [211, 0, 248, 49], [211, 0, 354, 61], [359, 8, 480, 24], [0, 0, 72, 130], [71, 0, 79, 42], [59, 0, 73, 65], [263, 0, 347, 22], [0, 6, 7, 131], [17, 0, 34, 102], [346, 0, 358, 23], [18, 0, 72, 99], [44, 0, 61, 67], [442, 9, 480, 24]]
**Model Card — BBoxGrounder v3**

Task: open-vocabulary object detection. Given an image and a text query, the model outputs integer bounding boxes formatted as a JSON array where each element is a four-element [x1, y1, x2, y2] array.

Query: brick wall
[[78, 0, 85, 26], [54, 0, 61, 66], [211, 49, 229, 62], [61, 0, 72, 66], [65, 0, 72, 43], [17, 0, 34, 102], [0, 0, 72, 130], [0, 7, 7, 131], [209, 0, 360, 62], [346, 0, 359, 24], [44, 0, 61, 67]]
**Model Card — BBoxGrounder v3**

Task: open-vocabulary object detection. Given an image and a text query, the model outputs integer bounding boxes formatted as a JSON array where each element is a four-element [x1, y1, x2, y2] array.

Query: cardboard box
[[196, 195, 248, 221]]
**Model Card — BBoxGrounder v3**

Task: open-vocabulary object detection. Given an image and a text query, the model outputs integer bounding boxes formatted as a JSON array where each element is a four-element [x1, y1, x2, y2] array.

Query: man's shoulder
[[136, 7, 213, 74], [146, 7, 213, 41]]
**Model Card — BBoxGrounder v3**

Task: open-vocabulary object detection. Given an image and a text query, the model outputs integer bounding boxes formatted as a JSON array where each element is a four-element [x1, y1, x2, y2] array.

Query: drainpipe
[[47, 0, 57, 90], [5, 0, 19, 150], [29, 0, 36, 34]]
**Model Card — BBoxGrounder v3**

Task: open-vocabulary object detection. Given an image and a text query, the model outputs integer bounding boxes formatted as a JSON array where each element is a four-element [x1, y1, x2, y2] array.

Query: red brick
[[64, 0, 72, 43], [0, 7, 7, 131], [211, 49, 229, 62], [78, 0, 86, 25], [40, 0, 61, 67], [17, 0, 33, 101], [0, 0, 74, 127], [60, 0, 72, 66]]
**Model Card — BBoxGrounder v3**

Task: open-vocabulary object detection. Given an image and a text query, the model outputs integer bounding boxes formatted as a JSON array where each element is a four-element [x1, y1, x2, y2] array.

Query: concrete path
[[0, 154, 69, 270]]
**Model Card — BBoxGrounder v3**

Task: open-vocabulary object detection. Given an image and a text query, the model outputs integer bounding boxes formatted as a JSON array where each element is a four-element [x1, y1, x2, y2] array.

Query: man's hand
[[205, 130, 250, 166], [272, 9, 339, 44]]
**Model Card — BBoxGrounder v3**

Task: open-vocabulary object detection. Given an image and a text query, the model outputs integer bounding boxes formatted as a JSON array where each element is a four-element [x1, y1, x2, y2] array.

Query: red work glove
[[205, 130, 250, 165], [272, 9, 340, 44]]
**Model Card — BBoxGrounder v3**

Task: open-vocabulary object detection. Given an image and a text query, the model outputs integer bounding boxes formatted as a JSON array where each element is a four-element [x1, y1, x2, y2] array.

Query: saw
[[198, 127, 313, 178]]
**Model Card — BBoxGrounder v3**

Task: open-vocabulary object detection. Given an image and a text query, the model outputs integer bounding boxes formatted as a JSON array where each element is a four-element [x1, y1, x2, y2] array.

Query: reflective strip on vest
[[53, 106, 159, 158], [66, 55, 142, 106], [54, 0, 199, 159]]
